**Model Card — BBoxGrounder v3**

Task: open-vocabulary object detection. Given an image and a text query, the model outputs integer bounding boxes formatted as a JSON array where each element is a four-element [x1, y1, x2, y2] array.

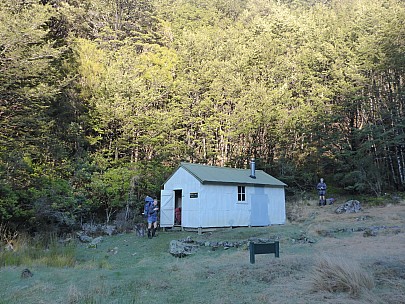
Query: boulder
[[21, 268, 33, 279], [335, 200, 362, 214]]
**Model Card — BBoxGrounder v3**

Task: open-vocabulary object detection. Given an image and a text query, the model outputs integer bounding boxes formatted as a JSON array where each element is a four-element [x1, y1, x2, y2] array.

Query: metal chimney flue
[[250, 158, 256, 179]]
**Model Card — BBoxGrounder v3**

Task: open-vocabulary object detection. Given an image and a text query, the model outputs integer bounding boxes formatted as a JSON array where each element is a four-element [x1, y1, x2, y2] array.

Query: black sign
[[249, 241, 280, 263]]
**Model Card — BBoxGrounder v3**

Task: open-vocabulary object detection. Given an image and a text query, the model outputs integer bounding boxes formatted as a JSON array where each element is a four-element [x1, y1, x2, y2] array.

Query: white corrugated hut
[[160, 161, 286, 228]]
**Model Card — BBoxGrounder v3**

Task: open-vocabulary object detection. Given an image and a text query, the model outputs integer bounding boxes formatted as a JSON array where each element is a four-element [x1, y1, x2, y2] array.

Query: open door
[[160, 190, 174, 227]]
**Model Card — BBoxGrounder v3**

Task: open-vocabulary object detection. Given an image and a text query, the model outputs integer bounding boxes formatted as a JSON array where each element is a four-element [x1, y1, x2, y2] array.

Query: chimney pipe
[[250, 158, 256, 179]]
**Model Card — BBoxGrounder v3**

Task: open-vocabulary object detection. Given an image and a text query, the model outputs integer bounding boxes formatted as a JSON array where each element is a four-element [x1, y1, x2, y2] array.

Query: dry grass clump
[[310, 255, 375, 298]]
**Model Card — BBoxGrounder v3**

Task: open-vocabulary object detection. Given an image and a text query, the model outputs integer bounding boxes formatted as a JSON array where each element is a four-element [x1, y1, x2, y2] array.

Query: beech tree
[[0, 0, 67, 224]]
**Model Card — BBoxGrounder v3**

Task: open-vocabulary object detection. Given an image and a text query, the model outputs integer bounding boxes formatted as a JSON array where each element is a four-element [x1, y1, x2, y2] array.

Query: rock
[[81, 223, 117, 236], [335, 200, 362, 214], [102, 225, 116, 236], [21, 268, 33, 278], [169, 240, 199, 258], [356, 215, 372, 221], [91, 236, 103, 245], [78, 234, 93, 243], [183, 236, 193, 243], [363, 228, 377, 237], [291, 232, 317, 244], [107, 247, 118, 255], [249, 237, 276, 244]]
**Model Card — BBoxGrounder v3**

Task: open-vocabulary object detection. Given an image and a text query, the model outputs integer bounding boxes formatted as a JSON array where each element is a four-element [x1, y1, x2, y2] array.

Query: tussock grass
[[310, 255, 375, 297]]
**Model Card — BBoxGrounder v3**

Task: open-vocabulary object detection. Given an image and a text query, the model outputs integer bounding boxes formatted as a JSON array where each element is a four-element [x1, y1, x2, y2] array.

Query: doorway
[[174, 190, 182, 225]]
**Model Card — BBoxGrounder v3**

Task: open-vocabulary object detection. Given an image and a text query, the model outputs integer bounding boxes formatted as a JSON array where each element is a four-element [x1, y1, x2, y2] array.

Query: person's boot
[[152, 227, 156, 237], [323, 199, 326, 206], [147, 229, 152, 239], [319, 200, 322, 206]]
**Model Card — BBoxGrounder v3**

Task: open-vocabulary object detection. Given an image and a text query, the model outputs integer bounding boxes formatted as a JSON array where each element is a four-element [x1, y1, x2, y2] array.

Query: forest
[[1, 0, 404, 232]]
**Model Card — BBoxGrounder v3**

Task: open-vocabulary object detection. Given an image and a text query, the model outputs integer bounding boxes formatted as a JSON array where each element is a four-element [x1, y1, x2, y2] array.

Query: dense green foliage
[[1, 0, 404, 231]]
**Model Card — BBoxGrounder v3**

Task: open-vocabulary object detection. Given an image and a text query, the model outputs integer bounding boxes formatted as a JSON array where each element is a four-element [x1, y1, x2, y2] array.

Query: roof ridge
[[181, 162, 255, 171], [179, 162, 286, 186]]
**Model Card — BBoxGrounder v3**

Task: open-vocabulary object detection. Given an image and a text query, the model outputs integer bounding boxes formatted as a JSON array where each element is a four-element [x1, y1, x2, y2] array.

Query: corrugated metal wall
[[162, 168, 286, 228]]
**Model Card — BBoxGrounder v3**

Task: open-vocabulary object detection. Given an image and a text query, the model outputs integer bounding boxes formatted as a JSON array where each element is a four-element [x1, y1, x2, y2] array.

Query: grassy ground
[[1, 199, 404, 304]]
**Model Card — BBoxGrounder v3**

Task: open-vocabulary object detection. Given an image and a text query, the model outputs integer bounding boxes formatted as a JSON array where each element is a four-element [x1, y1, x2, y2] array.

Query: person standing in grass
[[317, 178, 327, 206], [147, 197, 159, 238]]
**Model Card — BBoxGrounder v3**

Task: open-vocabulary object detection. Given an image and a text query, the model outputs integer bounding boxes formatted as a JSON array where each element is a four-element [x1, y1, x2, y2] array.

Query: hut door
[[160, 190, 174, 227], [250, 194, 270, 226]]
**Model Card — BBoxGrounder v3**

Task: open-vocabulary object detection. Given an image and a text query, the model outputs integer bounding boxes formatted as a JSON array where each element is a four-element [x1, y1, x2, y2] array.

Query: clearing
[[1, 199, 404, 303]]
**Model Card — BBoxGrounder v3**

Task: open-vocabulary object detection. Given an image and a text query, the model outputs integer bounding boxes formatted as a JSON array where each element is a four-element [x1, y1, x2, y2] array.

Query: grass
[[1, 198, 405, 303], [0, 233, 76, 268]]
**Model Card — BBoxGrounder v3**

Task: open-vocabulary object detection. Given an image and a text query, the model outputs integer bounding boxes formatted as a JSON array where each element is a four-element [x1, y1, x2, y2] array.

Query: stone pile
[[169, 240, 199, 257], [81, 223, 117, 236], [169, 236, 279, 257]]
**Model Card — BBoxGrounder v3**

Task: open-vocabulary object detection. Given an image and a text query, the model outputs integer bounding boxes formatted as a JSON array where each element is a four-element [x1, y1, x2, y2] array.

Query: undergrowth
[[362, 194, 403, 207]]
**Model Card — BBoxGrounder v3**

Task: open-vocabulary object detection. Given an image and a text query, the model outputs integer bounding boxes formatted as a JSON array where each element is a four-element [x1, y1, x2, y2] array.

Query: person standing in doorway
[[175, 207, 181, 225], [317, 178, 327, 206], [147, 197, 159, 238]]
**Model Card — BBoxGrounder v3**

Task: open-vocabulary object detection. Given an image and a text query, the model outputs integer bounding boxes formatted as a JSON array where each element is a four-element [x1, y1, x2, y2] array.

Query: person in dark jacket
[[317, 178, 327, 206], [147, 197, 159, 238]]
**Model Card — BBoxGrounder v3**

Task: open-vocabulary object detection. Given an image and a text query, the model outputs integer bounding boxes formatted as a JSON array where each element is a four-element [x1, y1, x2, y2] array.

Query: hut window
[[237, 186, 246, 201]]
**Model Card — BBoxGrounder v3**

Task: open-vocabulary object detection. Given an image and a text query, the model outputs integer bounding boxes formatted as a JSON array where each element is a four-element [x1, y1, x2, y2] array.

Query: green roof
[[179, 162, 286, 186]]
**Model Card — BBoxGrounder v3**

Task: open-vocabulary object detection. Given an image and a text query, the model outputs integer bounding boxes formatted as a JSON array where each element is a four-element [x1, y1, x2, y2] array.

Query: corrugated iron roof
[[180, 162, 286, 186]]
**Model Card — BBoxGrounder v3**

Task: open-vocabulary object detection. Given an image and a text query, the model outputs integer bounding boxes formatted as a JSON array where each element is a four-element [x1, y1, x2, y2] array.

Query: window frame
[[237, 185, 246, 202]]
